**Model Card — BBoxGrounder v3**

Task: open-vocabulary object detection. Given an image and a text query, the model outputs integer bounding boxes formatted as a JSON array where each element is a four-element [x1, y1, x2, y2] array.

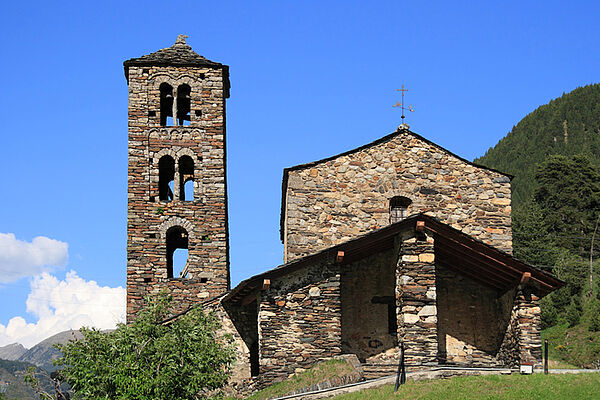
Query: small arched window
[[390, 196, 412, 224], [160, 83, 174, 126], [178, 155, 194, 201], [176, 84, 191, 126], [166, 226, 189, 279], [158, 155, 175, 202]]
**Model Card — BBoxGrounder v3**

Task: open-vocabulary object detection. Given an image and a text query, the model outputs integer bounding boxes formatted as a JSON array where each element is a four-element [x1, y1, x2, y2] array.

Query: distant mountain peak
[[0, 342, 27, 361]]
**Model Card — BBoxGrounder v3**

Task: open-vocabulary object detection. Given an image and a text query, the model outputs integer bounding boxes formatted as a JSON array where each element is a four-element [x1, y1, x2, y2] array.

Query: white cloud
[[0, 271, 125, 348], [0, 233, 68, 283]]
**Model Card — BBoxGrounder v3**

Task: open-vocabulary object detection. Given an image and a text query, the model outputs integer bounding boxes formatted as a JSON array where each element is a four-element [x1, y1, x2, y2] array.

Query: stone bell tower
[[124, 35, 230, 321]]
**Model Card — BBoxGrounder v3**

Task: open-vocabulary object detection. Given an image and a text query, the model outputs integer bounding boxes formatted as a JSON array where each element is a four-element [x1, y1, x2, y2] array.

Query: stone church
[[124, 36, 563, 387]]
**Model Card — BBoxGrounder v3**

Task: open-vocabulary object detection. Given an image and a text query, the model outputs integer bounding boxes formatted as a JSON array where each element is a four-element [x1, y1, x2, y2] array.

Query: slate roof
[[279, 127, 513, 242], [123, 35, 229, 90]]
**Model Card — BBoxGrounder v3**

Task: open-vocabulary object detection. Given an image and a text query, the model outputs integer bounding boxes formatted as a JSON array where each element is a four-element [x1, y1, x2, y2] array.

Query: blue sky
[[0, 1, 599, 346]]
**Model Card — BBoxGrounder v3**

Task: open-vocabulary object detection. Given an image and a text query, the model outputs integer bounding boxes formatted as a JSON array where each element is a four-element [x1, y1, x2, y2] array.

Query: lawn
[[331, 373, 600, 400]]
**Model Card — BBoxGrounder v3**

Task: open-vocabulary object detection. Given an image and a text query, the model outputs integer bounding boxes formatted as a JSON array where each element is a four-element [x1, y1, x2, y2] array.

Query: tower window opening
[[179, 155, 194, 201], [166, 226, 189, 279], [177, 84, 191, 126], [184, 180, 194, 201], [158, 155, 175, 202], [390, 196, 412, 224], [160, 83, 174, 127]]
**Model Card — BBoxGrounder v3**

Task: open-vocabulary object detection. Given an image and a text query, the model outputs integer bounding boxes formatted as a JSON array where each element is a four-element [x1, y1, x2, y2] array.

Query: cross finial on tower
[[175, 34, 189, 46], [393, 85, 414, 130]]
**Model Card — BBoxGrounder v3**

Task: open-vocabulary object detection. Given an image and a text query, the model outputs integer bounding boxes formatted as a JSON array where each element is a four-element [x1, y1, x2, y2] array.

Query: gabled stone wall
[[258, 261, 342, 383], [283, 131, 512, 262], [126, 64, 229, 321]]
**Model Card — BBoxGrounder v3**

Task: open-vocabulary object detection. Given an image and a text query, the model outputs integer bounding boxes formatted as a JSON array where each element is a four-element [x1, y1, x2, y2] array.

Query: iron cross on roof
[[393, 85, 414, 124]]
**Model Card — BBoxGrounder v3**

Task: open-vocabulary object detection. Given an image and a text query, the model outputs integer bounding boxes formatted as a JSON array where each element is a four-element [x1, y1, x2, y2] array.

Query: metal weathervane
[[393, 85, 414, 125]]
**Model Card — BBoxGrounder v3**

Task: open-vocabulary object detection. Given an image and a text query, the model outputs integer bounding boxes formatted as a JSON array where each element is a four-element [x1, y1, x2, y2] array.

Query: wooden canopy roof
[[226, 214, 563, 305]]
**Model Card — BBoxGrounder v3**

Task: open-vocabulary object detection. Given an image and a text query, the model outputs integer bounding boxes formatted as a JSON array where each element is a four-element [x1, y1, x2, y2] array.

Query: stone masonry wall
[[436, 264, 518, 366], [258, 261, 342, 383], [341, 248, 397, 361], [515, 289, 542, 367], [284, 130, 512, 262], [397, 236, 438, 367], [222, 299, 259, 379], [126, 64, 229, 321], [201, 298, 252, 388]]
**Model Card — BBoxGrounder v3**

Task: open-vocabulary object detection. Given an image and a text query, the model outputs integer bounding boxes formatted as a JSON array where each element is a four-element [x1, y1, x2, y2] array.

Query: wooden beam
[[262, 279, 271, 290], [241, 291, 259, 306], [431, 227, 556, 294], [428, 227, 524, 276], [336, 251, 344, 264], [437, 259, 505, 291], [520, 272, 531, 286], [436, 248, 514, 288], [435, 240, 517, 285], [416, 220, 426, 240]]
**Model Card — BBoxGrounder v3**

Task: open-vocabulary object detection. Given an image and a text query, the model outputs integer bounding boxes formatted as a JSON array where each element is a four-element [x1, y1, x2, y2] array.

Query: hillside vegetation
[[475, 83, 600, 206], [476, 83, 600, 368], [0, 359, 52, 400]]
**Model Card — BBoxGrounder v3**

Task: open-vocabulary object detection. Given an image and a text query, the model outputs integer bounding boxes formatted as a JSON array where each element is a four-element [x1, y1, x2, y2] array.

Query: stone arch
[[175, 147, 201, 163], [158, 154, 175, 202], [158, 217, 195, 241], [159, 82, 174, 126], [151, 149, 179, 186], [152, 147, 201, 167], [151, 148, 202, 201], [176, 83, 191, 125], [151, 74, 201, 90], [179, 155, 195, 201], [151, 74, 203, 127], [165, 225, 189, 279]]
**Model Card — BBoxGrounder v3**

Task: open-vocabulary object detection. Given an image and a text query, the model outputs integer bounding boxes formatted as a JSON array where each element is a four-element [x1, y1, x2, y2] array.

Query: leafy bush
[[54, 293, 234, 400]]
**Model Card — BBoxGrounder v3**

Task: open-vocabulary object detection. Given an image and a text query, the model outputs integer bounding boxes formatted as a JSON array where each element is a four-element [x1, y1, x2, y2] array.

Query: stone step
[[361, 363, 399, 380]]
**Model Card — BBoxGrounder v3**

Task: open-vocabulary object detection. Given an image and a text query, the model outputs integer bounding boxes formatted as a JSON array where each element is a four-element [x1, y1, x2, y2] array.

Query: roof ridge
[[123, 35, 227, 81], [279, 128, 513, 241]]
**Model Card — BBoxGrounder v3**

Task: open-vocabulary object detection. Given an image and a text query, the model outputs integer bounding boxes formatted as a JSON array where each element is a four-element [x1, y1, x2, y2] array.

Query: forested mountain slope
[[475, 83, 600, 206]]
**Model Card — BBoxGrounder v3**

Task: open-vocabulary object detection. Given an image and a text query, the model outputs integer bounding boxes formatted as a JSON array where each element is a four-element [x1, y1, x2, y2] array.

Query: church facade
[[124, 37, 563, 388]]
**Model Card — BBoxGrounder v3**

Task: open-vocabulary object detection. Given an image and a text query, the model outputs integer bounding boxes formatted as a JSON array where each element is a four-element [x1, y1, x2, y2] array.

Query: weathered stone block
[[403, 314, 419, 324], [402, 255, 419, 262], [417, 305, 437, 316], [419, 253, 435, 263]]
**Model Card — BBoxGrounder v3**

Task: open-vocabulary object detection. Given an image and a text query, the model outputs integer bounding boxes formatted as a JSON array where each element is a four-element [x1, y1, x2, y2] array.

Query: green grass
[[332, 373, 600, 400], [244, 359, 354, 400], [542, 323, 600, 368]]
